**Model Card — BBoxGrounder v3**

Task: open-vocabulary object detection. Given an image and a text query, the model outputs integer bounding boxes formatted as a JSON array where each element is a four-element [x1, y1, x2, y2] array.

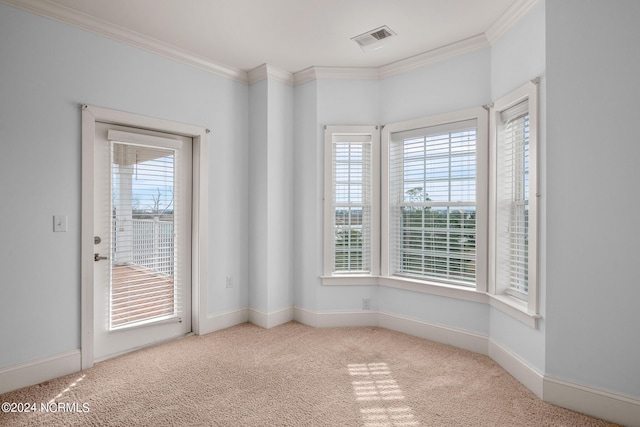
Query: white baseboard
[[248, 308, 265, 328], [293, 307, 487, 355], [293, 306, 379, 328], [248, 306, 293, 329], [199, 307, 249, 335], [315, 310, 379, 328], [378, 311, 488, 355], [292, 306, 317, 327], [489, 338, 544, 398], [0, 350, 81, 395], [543, 376, 640, 427]]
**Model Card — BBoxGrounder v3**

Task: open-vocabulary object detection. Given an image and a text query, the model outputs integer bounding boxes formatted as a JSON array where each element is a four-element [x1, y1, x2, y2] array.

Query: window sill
[[489, 293, 540, 329], [378, 276, 487, 303], [321, 274, 541, 329], [321, 275, 379, 286], [321, 274, 487, 304]]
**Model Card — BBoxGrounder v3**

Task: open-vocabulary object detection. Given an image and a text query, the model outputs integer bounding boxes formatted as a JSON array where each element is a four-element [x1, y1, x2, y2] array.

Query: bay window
[[322, 80, 538, 324]]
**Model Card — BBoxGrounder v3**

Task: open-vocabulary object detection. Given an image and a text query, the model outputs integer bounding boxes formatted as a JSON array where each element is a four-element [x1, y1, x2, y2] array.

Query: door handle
[[94, 253, 108, 262]]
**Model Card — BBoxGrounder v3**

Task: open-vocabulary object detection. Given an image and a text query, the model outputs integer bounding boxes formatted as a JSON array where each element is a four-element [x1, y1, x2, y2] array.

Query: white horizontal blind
[[332, 135, 372, 273], [499, 100, 530, 299], [109, 139, 182, 329], [389, 119, 477, 285]]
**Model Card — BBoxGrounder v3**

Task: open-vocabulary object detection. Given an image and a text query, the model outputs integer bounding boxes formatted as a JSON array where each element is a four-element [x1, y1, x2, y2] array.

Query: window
[[382, 108, 488, 290], [389, 120, 478, 285], [323, 126, 379, 276], [490, 81, 539, 315], [497, 101, 529, 299], [322, 82, 539, 325]]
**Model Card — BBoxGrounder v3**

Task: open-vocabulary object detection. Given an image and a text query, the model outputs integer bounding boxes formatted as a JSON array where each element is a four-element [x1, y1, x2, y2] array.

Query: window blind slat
[[500, 100, 528, 123], [391, 119, 477, 143]]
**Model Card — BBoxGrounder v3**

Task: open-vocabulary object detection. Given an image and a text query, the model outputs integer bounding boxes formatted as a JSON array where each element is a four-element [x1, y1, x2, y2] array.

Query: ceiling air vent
[[352, 25, 396, 52]]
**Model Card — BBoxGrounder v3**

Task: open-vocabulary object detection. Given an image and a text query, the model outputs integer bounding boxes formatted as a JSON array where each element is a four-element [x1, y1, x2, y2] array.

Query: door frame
[[81, 104, 209, 370]]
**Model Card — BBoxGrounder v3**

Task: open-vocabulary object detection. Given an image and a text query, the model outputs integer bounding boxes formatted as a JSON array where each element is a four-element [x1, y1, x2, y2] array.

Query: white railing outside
[[131, 218, 174, 276]]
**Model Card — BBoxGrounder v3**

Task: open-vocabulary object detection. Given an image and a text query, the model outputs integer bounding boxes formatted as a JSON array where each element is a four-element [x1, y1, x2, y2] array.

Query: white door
[[93, 122, 192, 362]]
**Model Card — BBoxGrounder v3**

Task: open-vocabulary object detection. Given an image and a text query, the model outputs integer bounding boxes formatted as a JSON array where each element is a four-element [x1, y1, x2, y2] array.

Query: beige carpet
[[0, 322, 618, 426]]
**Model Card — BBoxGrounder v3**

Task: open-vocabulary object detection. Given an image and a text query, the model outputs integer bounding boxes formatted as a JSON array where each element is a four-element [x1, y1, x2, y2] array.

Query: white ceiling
[[8, 0, 529, 75]]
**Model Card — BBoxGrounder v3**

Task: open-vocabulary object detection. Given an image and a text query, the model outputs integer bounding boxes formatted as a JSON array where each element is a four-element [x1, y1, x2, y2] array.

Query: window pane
[[398, 206, 476, 282], [111, 143, 177, 329], [332, 140, 371, 273], [392, 125, 477, 285], [503, 113, 530, 297], [334, 207, 364, 271]]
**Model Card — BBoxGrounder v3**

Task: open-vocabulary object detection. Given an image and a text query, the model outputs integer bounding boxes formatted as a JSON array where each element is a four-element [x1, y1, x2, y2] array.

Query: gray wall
[[292, 80, 319, 311], [249, 78, 294, 314], [546, 0, 640, 398], [381, 49, 491, 124], [489, 0, 546, 373], [266, 79, 294, 313], [248, 80, 269, 313]]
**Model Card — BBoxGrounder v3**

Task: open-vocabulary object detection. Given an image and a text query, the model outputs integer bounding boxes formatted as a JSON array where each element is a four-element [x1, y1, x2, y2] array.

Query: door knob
[[94, 253, 108, 262]]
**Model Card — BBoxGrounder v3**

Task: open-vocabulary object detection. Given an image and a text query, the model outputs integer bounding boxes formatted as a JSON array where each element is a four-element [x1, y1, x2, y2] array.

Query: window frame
[[489, 80, 539, 317], [323, 125, 380, 278], [386, 118, 479, 286], [381, 107, 489, 293]]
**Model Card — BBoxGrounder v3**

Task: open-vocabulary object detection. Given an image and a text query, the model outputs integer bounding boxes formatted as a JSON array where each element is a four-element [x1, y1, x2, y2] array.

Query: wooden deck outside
[[111, 264, 175, 328]]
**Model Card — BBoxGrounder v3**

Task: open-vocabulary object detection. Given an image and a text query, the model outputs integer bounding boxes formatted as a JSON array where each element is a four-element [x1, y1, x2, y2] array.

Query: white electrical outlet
[[53, 215, 67, 232], [225, 276, 233, 288], [362, 297, 371, 310]]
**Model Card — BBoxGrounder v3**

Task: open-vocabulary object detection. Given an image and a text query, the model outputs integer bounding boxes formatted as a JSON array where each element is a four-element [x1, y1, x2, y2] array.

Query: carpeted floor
[[0, 322, 618, 426]]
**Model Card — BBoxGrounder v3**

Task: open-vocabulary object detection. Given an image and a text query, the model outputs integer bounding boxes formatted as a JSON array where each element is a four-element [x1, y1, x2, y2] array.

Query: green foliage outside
[[400, 187, 476, 283], [332, 187, 477, 282], [334, 227, 364, 271]]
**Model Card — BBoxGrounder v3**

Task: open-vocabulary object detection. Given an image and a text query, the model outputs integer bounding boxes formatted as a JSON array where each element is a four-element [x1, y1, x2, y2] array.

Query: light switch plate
[[54, 215, 67, 232]]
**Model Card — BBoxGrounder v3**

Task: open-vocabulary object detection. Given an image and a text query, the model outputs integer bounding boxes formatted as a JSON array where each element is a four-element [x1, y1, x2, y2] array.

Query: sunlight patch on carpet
[[348, 363, 420, 426], [49, 374, 86, 404]]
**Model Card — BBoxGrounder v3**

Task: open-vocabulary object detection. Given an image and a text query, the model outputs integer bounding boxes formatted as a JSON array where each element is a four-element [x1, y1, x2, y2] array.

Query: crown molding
[[379, 34, 490, 79], [485, 0, 540, 44], [0, 0, 248, 83], [293, 67, 317, 86], [295, 34, 490, 84], [248, 63, 294, 86], [293, 66, 379, 86]]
